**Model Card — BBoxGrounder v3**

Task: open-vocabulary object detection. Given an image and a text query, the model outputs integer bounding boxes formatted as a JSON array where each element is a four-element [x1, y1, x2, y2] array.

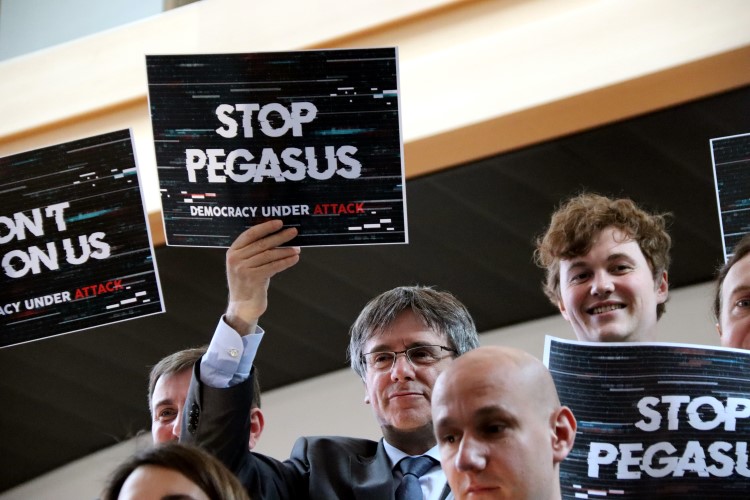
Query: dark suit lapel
[[349, 439, 395, 499]]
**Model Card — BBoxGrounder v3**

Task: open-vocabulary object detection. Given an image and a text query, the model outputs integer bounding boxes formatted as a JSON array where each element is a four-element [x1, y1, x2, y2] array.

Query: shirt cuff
[[200, 315, 264, 388]]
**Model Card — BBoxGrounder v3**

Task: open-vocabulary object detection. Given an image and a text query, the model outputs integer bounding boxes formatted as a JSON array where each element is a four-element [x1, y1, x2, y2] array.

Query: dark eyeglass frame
[[362, 344, 457, 371]]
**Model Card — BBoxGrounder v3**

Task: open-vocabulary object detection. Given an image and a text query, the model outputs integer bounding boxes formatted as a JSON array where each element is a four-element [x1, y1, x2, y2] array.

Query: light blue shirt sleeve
[[200, 316, 264, 388]]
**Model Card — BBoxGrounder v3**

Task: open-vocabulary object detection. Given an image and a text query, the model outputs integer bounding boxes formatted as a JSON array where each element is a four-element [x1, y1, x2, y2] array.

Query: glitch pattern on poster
[[146, 47, 407, 248], [711, 132, 750, 261], [544, 336, 750, 499], [0, 130, 164, 348]]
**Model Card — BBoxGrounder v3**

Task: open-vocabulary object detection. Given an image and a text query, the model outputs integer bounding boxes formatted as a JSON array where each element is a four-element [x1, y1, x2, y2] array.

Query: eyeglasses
[[362, 345, 457, 371]]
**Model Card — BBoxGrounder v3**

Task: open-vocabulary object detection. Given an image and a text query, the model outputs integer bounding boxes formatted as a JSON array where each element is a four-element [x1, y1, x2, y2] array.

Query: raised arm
[[224, 219, 300, 335], [181, 220, 302, 498]]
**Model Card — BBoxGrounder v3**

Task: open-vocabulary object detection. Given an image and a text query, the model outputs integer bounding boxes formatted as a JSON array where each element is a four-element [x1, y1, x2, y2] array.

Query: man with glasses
[[181, 220, 480, 499]]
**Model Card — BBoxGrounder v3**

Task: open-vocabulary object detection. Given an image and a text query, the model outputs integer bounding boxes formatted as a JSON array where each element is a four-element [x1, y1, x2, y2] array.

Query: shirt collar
[[382, 439, 441, 469]]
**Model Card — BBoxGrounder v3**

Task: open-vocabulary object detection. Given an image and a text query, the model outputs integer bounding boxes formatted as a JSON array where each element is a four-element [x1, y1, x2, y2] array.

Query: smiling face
[[719, 252, 750, 349], [432, 347, 575, 500], [150, 369, 192, 444], [557, 226, 668, 343], [362, 310, 454, 442]]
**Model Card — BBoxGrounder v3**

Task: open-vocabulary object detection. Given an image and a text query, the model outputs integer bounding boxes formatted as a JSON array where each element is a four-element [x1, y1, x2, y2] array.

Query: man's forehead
[[724, 257, 750, 299], [436, 377, 521, 420], [726, 283, 750, 300], [726, 253, 750, 282], [561, 233, 645, 265], [562, 250, 641, 268], [364, 327, 446, 350], [434, 399, 510, 425], [153, 369, 191, 395], [151, 386, 187, 410]]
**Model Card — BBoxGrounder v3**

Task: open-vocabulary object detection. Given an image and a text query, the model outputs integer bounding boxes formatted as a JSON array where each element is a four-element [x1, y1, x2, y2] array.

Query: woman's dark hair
[[100, 442, 248, 500]]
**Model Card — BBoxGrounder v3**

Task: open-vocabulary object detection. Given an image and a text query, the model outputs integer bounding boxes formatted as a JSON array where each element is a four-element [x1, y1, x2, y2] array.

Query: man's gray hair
[[348, 285, 479, 378]]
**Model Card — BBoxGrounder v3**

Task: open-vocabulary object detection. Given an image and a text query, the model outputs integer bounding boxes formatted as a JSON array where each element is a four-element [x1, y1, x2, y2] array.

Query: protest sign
[[0, 130, 164, 348], [146, 47, 407, 248], [711, 132, 750, 261], [544, 336, 750, 499]]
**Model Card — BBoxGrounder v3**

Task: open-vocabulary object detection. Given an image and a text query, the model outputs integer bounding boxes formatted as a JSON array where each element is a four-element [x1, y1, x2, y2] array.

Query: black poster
[[545, 336, 750, 499], [0, 130, 164, 348], [146, 48, 407, 248], [711, 132, 750, 261]]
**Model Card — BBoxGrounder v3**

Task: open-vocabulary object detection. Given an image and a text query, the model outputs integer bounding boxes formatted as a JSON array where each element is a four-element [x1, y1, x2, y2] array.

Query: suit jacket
[[181, 364, 452, 499]]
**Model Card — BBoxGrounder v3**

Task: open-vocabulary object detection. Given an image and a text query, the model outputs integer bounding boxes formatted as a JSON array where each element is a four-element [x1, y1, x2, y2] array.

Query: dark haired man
[[149, 346, 264, 449]]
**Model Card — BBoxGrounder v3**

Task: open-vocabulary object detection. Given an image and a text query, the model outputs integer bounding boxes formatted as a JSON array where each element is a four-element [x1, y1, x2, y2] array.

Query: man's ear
[[362, 377, 370, 404], [248, 408, 265, 450], [551, 406, 577, 463], [655, 270, 669, 304], [716, 322, 723, 338]]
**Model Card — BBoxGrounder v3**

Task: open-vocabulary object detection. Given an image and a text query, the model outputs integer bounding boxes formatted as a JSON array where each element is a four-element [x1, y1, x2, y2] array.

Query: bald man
[[431, 346, 577, 500]]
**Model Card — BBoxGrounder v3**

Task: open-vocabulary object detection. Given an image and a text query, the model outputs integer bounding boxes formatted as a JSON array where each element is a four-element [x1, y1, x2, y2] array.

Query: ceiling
[[1, 85, 748, 492]]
